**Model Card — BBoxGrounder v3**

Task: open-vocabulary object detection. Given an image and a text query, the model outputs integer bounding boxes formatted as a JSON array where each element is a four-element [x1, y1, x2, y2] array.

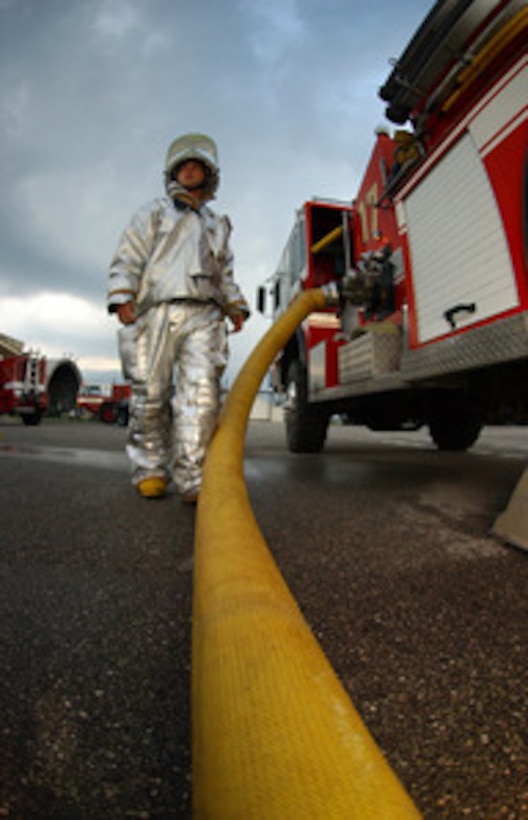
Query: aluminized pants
[[118, 301, 227, 495]]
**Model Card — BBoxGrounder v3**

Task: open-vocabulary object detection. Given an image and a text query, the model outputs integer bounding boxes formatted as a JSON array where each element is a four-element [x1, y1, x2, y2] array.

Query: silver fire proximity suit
[[107, 137, 250, 497]]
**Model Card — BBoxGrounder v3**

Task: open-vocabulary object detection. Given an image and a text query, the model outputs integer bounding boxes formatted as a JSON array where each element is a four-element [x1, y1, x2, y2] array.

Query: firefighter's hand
[[229, 312, 246, 334], [117, 302, 136, 325]]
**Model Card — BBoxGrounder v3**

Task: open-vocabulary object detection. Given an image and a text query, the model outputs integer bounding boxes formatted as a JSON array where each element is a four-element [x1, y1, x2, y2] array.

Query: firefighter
[[107, 133, 250, 502]]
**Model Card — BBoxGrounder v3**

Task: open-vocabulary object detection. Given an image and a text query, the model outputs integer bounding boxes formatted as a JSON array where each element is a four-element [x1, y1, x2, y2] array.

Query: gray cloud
[[0, 0, 429, 380]]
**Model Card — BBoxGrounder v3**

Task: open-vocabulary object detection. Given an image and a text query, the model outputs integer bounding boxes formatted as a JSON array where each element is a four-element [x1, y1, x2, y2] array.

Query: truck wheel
[[21, 410, 43, 426], [116, 404, 129, 427], [285, 361, 329, 453], [428, 394, 482, 451], [99, 402, 117, 424]]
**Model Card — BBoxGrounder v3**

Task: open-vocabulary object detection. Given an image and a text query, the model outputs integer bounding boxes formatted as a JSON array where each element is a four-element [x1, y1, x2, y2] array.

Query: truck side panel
[[400, 57, 527, 347], [403, 131, 518, 344]]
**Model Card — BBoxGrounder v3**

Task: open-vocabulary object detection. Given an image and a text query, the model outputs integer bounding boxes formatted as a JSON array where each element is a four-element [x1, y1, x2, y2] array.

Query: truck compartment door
[[403, 131, 518, 345]]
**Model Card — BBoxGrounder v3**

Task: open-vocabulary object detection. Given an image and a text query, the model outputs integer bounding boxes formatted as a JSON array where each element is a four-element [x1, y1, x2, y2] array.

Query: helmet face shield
[[165, 134, 219, 194]]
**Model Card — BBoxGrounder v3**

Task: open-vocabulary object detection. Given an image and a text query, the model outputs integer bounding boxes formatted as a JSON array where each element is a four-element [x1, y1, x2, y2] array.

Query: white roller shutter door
[[404, 132, 518, 344]]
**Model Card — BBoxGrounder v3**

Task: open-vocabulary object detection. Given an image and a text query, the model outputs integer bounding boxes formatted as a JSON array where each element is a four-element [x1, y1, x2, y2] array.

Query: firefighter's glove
[[229, 312, 246, 334], [117, 302, 137, 325]]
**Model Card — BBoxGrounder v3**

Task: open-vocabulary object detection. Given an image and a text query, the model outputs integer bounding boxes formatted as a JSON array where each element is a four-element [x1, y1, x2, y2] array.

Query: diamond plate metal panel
[[401, 313, 528, 381], [339, 331, 402, 383]]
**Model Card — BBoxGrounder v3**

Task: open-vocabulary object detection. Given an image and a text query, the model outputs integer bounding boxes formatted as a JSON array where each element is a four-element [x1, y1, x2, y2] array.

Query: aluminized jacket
[[107, 196, 249, 319], [107, 196, 249, 496]]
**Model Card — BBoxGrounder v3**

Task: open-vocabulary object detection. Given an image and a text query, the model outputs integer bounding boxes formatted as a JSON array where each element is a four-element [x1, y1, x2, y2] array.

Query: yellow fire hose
[[192, 286, 421, 818]]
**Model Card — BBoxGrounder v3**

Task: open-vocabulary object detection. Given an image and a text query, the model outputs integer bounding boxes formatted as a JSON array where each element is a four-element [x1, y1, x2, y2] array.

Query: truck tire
[[116, 403, 129, 426], [428, 394, 482, 451], [99, 402, 117, 424], [21, 409, 43, 426], [285, 361, 329, 453]]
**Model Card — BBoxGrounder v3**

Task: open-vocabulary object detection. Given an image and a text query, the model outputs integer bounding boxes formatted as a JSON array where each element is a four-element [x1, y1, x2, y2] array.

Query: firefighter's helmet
[[164, 133, 219, 198]]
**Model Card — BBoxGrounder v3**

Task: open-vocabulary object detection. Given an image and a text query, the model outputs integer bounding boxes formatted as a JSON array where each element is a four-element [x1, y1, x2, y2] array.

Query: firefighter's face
[[176, 159, 207, 190]]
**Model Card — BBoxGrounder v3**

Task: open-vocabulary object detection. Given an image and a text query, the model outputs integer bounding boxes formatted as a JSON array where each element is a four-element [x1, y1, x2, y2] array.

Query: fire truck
[[258, 0, 527, 453], [0, 337, 82, 425], [76, 382, 131, 425]]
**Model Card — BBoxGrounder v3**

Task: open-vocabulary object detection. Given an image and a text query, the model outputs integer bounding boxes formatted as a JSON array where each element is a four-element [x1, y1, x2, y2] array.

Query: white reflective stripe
[[469, 62, 528, 156], [396, 56, 527, 200]]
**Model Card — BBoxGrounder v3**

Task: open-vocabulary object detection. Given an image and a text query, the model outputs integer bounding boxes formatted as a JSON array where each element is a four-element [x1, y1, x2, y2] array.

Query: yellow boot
[[137, 476, 168, 498]]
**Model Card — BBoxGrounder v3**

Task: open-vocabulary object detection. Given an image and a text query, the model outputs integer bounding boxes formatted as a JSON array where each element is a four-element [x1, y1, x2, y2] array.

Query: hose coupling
[[320, 281, 341, 306]]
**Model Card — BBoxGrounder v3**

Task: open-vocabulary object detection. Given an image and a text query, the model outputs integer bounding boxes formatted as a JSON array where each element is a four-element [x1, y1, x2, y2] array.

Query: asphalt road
[[0, 417, 527, 818]]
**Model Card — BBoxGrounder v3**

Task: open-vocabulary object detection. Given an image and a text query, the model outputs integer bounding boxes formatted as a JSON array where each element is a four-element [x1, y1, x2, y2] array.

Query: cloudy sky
[[0, 0, 430, 384]]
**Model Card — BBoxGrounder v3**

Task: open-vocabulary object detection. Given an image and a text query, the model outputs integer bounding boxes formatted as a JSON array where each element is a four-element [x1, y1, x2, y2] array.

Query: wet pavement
[[1, 420, 193, 818], [0, 418, 527, 817]]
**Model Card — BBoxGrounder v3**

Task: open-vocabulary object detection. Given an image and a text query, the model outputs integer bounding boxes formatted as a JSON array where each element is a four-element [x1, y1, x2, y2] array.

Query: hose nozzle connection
[[320, 281, 341, 306]]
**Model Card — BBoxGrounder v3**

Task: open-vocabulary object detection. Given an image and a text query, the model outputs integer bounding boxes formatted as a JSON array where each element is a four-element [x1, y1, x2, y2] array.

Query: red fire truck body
[[76, 382, 131, 424], [0, 353, 48, 425], [260, 0, 527, 453], [0, 352, 81, 425]]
